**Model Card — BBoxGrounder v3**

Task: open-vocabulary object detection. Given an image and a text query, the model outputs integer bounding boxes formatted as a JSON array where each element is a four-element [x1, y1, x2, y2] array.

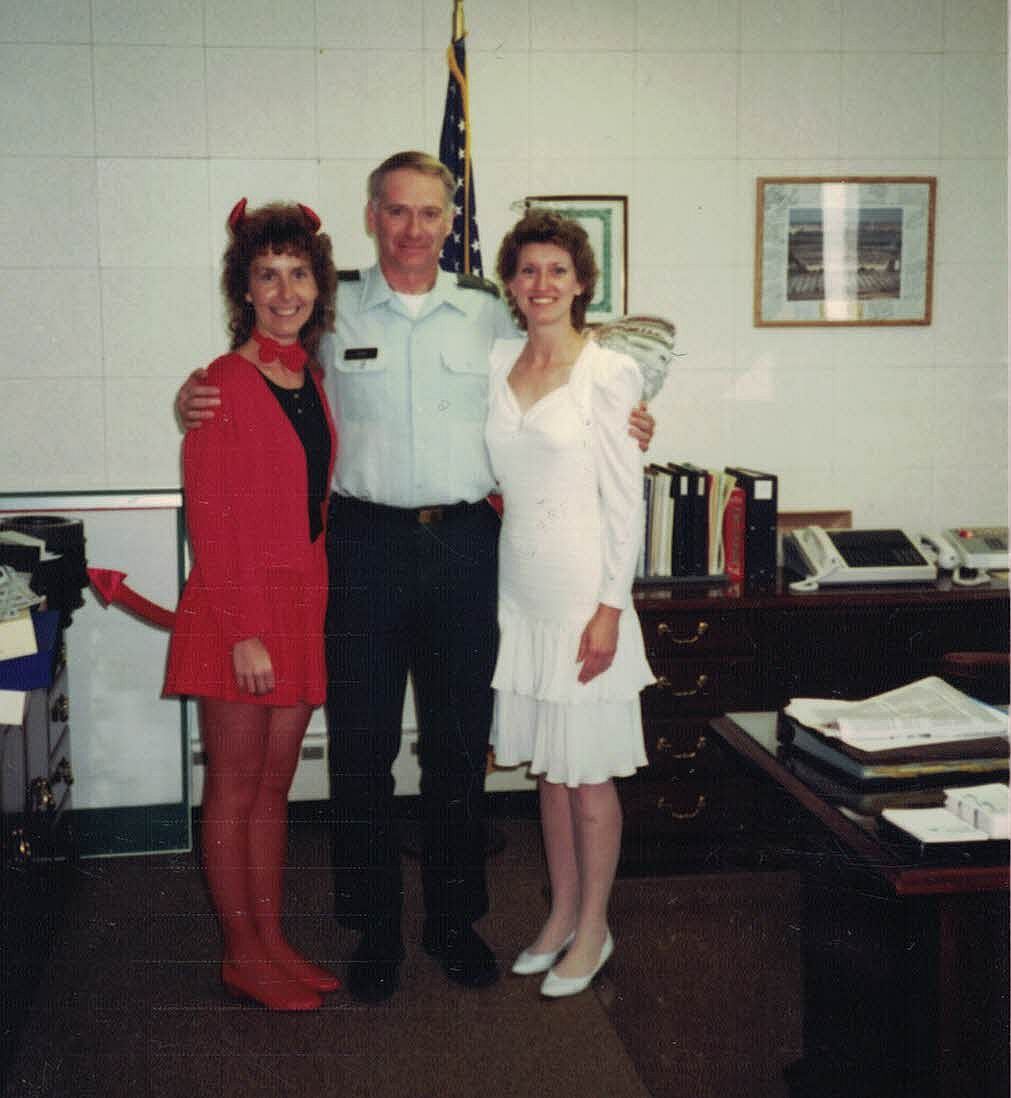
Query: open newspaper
[[784, 676, 1009, 752]]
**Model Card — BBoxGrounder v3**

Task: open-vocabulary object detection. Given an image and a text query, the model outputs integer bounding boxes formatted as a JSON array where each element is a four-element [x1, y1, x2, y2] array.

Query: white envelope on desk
[[0, 688, 27, 725], [0, 610, 37, 661]]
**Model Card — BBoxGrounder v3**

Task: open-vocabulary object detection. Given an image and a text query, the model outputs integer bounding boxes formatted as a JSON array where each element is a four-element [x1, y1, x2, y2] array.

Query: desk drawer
[[639, 609, 757, 658], [642, 658, 757, 717], [643, 719, 720, 779], [620, 771, 757, 838]]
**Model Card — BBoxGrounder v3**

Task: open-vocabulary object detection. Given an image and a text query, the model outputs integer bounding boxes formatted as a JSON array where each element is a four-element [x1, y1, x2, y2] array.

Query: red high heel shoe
[[278, 956, 342, 994], [221, 959, 323, 1011]]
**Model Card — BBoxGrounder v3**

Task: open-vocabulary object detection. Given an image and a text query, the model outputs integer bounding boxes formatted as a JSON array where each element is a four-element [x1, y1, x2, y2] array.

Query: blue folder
[[0, 609, 60, 690]]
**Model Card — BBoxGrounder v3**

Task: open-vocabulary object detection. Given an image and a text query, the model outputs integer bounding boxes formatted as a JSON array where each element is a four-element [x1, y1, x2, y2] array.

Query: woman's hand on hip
[[577, 604, 621, 684], [233, 637, 275, 695]]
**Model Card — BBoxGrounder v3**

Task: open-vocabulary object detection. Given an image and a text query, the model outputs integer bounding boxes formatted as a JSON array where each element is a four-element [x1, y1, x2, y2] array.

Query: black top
[[262, 371, 331, 542]]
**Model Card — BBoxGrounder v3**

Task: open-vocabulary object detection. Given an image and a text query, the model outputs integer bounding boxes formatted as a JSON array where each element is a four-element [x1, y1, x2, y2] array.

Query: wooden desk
[[711, 711, 1009, 1098], [621, 574, 1009, 872]]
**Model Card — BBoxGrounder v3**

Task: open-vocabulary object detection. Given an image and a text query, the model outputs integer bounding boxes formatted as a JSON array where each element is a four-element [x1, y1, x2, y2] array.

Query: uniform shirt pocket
[[334, 350, 387, 422], [440, 350, 490, 422]]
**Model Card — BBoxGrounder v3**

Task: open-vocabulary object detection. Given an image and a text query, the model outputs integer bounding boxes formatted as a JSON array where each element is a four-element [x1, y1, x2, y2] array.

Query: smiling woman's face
[[507, 242, 585, 331], [245, 250, 319, 345]]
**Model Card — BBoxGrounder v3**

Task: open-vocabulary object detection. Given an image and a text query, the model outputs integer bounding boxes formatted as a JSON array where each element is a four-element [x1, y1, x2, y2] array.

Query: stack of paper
[[785, 676, 1008, 752], [881, 806, 992, 844], [779, 677, 1009, 784], [944, 783, 1009, 838]]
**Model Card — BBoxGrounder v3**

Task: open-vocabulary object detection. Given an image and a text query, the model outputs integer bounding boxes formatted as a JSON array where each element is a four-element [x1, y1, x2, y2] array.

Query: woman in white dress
[[486, 210, 655, 998]]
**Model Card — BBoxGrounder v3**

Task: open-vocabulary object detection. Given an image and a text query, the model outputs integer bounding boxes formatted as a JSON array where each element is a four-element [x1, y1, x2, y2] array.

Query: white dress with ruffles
[[485, 338, 655, 787]]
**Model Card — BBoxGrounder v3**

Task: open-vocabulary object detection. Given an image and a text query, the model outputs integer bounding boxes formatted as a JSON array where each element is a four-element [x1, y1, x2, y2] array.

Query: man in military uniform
[[178, 151, 652, 1003]]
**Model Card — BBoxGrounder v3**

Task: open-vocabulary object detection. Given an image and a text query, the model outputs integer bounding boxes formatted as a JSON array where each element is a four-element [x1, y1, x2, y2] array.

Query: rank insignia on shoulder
[[337, 269, 362, 282], [344, 347, 378, 360], [456, 272, 500, 297]]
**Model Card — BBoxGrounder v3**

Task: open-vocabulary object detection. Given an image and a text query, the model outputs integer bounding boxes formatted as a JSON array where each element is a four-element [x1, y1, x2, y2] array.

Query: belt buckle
[[417, 507, 443, 525]]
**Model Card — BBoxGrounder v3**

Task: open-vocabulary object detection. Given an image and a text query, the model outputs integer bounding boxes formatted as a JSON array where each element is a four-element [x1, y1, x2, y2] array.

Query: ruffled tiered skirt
[[490, 596, 654, 787]]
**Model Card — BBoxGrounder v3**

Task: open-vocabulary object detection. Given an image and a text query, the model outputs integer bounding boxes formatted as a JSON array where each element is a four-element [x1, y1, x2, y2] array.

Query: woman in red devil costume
[[163, 200, 338, 1010]]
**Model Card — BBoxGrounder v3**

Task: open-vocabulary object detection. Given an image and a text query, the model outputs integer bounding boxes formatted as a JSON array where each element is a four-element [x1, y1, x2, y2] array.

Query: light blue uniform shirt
[[320, 264, 518, 508]]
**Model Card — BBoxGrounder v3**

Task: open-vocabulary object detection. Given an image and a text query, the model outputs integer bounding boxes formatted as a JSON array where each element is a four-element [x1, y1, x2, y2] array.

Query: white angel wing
[[590, 315, 676, 401]]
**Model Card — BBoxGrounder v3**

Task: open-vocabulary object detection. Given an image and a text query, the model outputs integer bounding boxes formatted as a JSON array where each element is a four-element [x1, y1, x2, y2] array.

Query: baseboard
[[73, 803, 192, 858]]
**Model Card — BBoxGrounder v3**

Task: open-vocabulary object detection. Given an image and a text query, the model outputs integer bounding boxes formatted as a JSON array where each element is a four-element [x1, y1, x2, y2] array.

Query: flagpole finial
[[452, 0, 466, 41]]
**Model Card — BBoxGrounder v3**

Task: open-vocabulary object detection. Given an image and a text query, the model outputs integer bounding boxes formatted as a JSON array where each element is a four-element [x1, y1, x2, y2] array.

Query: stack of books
[[778, 677, 1010, 785], [638, 463, 777, 585]]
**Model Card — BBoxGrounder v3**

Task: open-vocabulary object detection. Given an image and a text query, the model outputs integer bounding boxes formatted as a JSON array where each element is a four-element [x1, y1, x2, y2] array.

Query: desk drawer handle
[[28, 777, 55, 813], [655, 673, 709, 697], [656, 733, 707, 759], [657, 793, 706, 820], [657, 620, 709, 645], [10, 827, 32, 866]]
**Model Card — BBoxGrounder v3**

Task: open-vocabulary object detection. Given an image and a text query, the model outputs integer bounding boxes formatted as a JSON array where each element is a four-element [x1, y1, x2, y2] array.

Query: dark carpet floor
[[5, 817, 802, 1098]]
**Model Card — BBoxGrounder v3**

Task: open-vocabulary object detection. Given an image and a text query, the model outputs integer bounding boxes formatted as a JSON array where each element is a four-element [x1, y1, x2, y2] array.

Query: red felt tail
[[87, 567, 177, 630]]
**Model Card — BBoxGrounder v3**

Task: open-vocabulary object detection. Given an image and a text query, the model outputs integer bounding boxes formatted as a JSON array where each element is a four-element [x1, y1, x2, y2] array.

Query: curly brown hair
[[221, 201, 337, 360], [495, 208, 598, 331]]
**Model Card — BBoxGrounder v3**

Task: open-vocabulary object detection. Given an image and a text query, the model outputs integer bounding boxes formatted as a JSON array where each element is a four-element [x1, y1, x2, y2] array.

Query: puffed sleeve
[[591, 346, 645, 610], [181, 360, 270, 645]]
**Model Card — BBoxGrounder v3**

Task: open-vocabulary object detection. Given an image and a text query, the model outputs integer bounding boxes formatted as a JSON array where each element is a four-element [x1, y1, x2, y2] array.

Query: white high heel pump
[[540, 931, 614, 999], [511, 931, 575, 976]]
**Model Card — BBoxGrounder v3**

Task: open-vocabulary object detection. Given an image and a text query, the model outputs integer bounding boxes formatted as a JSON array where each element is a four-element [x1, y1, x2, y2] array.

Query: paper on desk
[[785, 677, 1009, 751], [0, 609, 37, 660], [0, 529, 58, 559], [944, 783, 1010, 838], [0, 564, 44, 621], [881, 806, 990, 844], [0, 688, 27, 725]]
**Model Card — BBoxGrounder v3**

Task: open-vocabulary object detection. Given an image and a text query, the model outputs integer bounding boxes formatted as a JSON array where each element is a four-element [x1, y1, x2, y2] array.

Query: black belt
[[335, 496, 487, 525]]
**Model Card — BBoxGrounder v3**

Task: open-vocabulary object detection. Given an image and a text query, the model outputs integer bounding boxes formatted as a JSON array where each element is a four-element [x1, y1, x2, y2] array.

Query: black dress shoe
[[421, 921, 499, 988], [346, 937, 405, 1004]]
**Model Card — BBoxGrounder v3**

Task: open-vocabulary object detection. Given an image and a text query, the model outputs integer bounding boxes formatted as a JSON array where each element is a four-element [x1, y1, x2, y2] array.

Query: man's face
[[366, 168, 453, 289]]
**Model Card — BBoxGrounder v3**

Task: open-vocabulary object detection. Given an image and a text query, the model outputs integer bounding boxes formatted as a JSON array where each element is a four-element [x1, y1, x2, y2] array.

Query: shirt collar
[[360, 264, 472, 319]]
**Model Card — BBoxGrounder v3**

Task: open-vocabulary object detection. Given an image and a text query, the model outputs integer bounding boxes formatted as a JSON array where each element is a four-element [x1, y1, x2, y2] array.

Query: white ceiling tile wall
[[0, 45, 95, 156], [0, 0, 1004, 530], [841, 0, 944, 52], [94, 46, 208, 158], [92, 0, 204, 45]]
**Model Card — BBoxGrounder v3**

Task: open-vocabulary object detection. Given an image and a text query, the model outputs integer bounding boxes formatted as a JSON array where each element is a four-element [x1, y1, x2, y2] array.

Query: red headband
[[227, 197, 321, 234]]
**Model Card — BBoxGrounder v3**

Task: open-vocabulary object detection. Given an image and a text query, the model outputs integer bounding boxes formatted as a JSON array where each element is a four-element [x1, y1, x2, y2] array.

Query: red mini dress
[[163, 353, 337, 706]]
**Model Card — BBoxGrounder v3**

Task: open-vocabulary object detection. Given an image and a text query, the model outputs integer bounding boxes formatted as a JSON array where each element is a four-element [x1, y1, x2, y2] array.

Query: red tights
[[200, 699, 330, 992]]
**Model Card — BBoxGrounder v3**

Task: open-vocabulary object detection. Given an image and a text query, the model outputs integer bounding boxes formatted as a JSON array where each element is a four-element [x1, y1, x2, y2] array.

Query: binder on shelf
[[678, 462, 711, 576], [638, 472, 651, 578], [724, 466, 778, 587], [666, 464, 693, 577], [722, 486, 746, 582], [647, 465, 674, 577]]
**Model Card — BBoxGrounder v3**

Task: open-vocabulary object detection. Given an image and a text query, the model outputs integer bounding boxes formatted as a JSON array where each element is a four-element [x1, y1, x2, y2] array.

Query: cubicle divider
[[0, 491, 189, 857]]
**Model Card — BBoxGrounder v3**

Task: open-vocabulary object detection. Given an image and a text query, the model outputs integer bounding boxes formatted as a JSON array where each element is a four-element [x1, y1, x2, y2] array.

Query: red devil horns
[[227, 197, 248, 232], [227, 197, 320, 234], [298, 203, 321, 232]]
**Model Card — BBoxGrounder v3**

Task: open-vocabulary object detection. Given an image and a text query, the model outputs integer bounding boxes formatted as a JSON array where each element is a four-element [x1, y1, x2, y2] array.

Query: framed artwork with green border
[[525, 195, 628, 324]]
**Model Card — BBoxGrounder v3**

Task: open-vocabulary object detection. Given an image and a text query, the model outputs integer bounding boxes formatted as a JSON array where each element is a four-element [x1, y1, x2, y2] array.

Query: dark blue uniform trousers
[[325, 494, 499, 944]]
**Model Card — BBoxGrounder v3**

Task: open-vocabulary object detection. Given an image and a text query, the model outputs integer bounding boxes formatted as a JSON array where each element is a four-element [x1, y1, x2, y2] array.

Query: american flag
[[438, 31, 483, 276]]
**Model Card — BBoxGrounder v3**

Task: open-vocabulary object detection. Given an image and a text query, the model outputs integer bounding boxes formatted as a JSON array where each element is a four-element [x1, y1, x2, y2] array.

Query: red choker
[[251, 329, 308, 373]]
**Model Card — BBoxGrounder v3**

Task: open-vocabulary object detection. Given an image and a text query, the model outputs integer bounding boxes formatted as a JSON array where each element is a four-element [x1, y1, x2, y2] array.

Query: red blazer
[[180, 352, 337, 647]]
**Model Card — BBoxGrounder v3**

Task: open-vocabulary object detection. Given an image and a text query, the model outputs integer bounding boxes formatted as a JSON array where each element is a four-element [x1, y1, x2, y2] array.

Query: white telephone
[[784, 527, 937, 593], [920, 527, 1008, 587]]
